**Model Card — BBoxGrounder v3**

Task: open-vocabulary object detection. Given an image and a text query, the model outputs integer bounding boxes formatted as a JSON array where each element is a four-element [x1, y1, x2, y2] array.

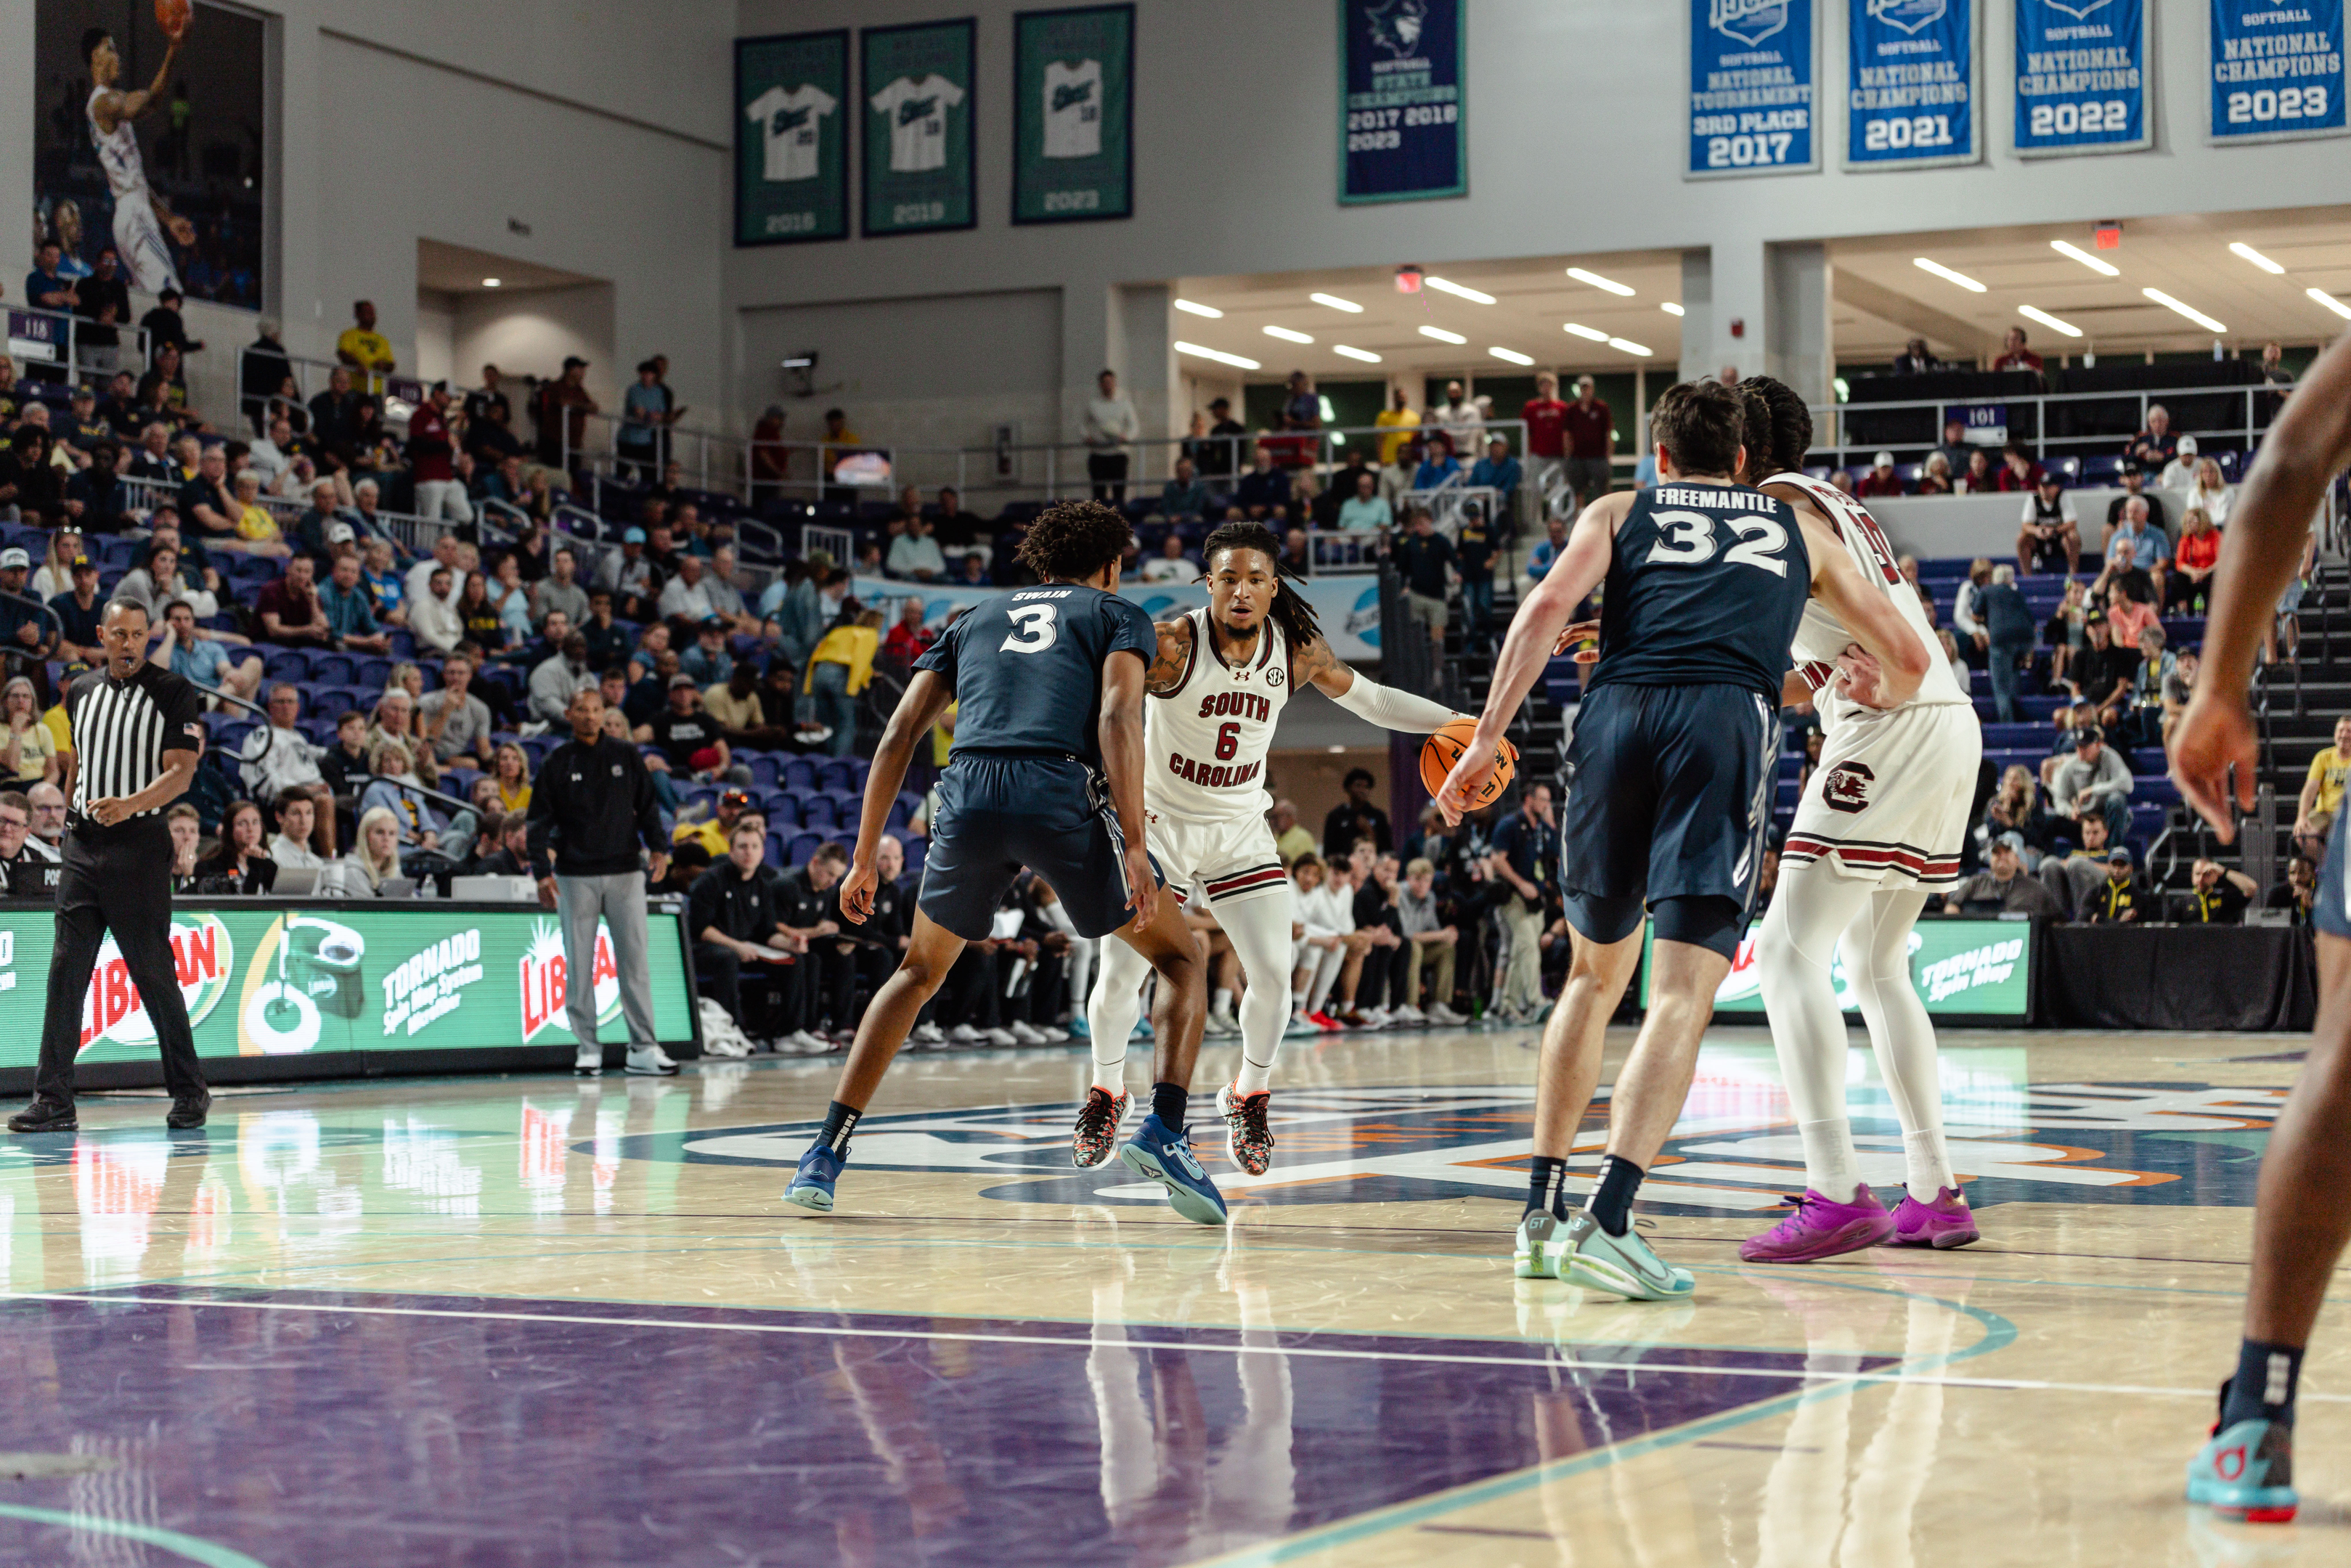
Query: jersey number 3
[[1645, 510, 1790, 578], [1000, 603, 1059, 653]]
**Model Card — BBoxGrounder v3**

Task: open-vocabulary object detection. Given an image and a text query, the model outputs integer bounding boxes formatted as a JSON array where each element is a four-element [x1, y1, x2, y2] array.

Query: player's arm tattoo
[[1292, 633, 1345, 694], [1144, 616, 1193, 694]]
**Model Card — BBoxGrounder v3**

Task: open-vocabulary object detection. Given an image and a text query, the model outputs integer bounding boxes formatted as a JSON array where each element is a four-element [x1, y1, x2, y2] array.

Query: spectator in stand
[[2124, 405, 2179, 473], [195, 800, 277, 896], [49, 554, 106, 666], [1083, 369, 1138, 503], [1414, 431, 1462, 490], [367, 690, 441, 790], [1520, 373, 1568, 505], [534, 356, 598, 468], [1377, 434, 1422, 514], [2294, 714, 2351, 838], [680, 618, 734, 687], [1323, 769, 1393, 862], [1893, 337, 1944, 375], [1526, 515, 1569, 583], [1957, 447, 1998, 495], [2051, 724, 2134, 846], [2157, 433, 2206, 493], [2095, 497, 2169, 602], [0, 678, 59, 787], [1336, 467, 1390, 533], [1158, 457, 1212, 523], [407, 565, 462, 656], [1934, 418, 1975, 475], [335, 300, 395, 394], [253, 552, 328, 645], [1997, 440, 2042, 492], [408, 383, 471, 523], [158, 597, 261, 703], [616, 360, 667, 480], [74, 248, 131, 380], [1192, 396, 1247, 481], [2183, 857, 2257, 924], [2079, 844, 2143, 923], [1455, 500, 1496, 637], [1467, 436, 1522, 518], [1992, 326, 2045, 375], [65, 444, 130, 536], [1434, 380, 1485, 453], [227, 471, 291, 558], [1855, 451, 1904, 498], [1916, 452, 1955, 495], [2268, 855, 2319, 928], [1281, 527, 1312, 577], [177, 445, 240, 548], [241, 685, 340, 857], [2018, 470, 2080, 574], [1562, 377, 1615, 510], [1486, 782, 1558, 1023], [885, 515, 947, 582], [1235, 449, 1289, 520], [1391, 506, 1457, 670], [1369, 387, 1418, 470], [2107, 461, 2170, 541], [419, 654, 494, 769], [2122, 624, 2174, 749], [1944, 832, 2062, 915], [1139, 534, 1198, 584], [600, 528, 661, 623], [2039, 814, 2124, 915], [1268, 799, 1314, 867], [267, 789, 327, 872], [1983, 764, 2054, 858], [123, 421, 174, 483], [638, 674, 751, 787], [1981, 563, 2036, 722], [2069, 613, 2139, 731], [2183, 456, 2233, 528], [529, 547, 590, 632], [2106, 578, 2158, 650], [23, 242, 78, 313], [137, 340, 190, 418]]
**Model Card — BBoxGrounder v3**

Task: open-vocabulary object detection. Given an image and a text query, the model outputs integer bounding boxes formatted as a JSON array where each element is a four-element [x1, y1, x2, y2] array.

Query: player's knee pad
[[1650, 895, 1745, 960], [1561, 890, 1645, 947]]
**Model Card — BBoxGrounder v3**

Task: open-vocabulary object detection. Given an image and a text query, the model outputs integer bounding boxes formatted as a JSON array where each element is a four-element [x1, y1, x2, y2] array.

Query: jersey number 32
[[1645, 510, 1789, 577]]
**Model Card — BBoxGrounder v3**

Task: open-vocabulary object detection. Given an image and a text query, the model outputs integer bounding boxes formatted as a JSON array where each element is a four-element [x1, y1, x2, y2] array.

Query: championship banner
[[0, 905, 699, 1074], [849, 573, 1387, 665], [861, 17, 977, 237], [2013, 0, 2148, 157], [1688, 0, 1820, 178], [1337, 0, 1467, 204], [1013, 4, 1135, 224], [2210, 0, 2347, 144], [1846, 0, 1979, 169], [736, 30, 851, 246], [1642, 915, 2036, 1020]]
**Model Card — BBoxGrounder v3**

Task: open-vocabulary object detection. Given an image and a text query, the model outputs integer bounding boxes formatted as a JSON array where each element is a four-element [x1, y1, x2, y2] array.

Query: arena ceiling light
[[1176, 340, 1260, 370], [1310, 293, 1364, 313], [1608, 338, 1654, 357], [2017, 305, 2082, 338], [2142, 287, 2228, 333], [1563, 322, 1610, 341], [2229, 242, 2286, 276], [1422, 277, 1496, 304], [2051, 240, 2121, 277], [1418, 324, 1469, 344], [1332, 344, 1383, 362], [1913, 257, 1987, 293], [2307, 287, 2351, 322], [1263, 325, 1315, 344], [1565, 266, 1636, 297], [1660, 301, 1685, 317], [1489, 346, 1535, 365], [481, 277, 502, 288], [1173, 298, 1223, 318]]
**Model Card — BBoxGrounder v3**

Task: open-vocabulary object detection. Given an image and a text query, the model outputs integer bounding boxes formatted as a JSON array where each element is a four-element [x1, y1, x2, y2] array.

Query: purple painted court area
[[0, 1289, 1885, 1567]]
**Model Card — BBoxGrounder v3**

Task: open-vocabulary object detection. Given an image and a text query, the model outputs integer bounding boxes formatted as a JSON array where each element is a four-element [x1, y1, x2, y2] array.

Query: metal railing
[[3, 301, 153, 380], [1803, 377, 2285, 474]]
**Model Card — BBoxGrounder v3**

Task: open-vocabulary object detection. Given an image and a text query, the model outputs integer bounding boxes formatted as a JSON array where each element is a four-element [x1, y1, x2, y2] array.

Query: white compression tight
[[1755, 861, 1955, 1203], [1088, 892, 1297, 1097]]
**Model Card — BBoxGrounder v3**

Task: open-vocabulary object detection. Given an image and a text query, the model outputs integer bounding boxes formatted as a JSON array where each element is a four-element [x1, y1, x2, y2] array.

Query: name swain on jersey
[[1168, 689, 1271, 790]]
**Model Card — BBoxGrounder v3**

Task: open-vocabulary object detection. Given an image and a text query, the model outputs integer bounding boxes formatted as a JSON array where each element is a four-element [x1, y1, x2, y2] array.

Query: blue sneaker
[[782, 1143, 844, 1214], [1117, 1114, 1229, 1226], [2186, 1418, 2297, 1522]]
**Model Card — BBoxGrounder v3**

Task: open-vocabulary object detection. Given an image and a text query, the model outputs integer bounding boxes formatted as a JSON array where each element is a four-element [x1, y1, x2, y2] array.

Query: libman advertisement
[[1641, 916, 2034, 1019], [4, 905, 695, 1072]]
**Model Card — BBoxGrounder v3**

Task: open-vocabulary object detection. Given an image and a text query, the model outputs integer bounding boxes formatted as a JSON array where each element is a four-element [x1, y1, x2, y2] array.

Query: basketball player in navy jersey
[[783, 502, 1224, 1225], [2175, 328, 2351, 1522], [1438, 381, 1930, 1299]]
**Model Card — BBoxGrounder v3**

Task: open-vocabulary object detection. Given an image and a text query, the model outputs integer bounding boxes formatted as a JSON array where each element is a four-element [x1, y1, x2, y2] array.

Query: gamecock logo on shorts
[[1822, 761, 1875, 814]]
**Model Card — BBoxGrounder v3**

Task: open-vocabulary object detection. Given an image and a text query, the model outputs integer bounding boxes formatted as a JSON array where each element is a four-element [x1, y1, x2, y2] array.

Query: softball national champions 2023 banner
[[1689, 0, 1820, 177], [1337, 0, 1467, 203], [2210, 0, 2347, 144], [2013, 0, 2149, 156], [735, 30, 852, 245], [1847, 0, 1979, 168]]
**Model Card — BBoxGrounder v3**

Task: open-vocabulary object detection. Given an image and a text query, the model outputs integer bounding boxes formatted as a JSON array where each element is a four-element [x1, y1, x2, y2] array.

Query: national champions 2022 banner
[[1847, 0, 1979, 169], [1337, 0, 1467, 203], [2210, 0, 2347, 144], [1689, 0, 1820, 177], [2013, 0, 2149, 156]]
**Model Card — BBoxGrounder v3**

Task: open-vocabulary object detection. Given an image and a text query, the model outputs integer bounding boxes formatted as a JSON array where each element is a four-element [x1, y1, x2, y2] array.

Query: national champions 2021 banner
[[1847, 0, 1979, 169], [2210, 0, 2347, 144], [1338, 0, 1467, 203], [2013, 0, 2149, 156], [1689, 0, 1819, 177]]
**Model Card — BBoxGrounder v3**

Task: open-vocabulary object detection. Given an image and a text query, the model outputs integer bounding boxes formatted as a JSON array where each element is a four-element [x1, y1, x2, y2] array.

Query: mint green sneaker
[[1512, 1209, 1567, 1279], [1555, 1210, 1695, 1302]]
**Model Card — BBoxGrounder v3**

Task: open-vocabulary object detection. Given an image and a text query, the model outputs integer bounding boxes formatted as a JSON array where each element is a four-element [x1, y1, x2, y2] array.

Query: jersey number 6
[[1644, 510, 1790, 578], [1000, 603, 1059, 653]]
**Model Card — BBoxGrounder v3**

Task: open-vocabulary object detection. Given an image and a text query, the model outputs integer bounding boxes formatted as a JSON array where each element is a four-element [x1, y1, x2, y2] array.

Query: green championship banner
[[1013, 4, 1134, 224], [1641, 915, 2034, 1020], [0, 903, 696, 1073], [736, 30, 851, 245], [861, 17, 977, 237]]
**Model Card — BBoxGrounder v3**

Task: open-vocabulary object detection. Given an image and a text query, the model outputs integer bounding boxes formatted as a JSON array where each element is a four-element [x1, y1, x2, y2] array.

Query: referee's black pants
[[36, 827, 206, 1106]]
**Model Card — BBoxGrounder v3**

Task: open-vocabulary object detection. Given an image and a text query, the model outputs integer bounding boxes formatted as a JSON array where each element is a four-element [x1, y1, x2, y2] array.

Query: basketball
[[155, 0, 190, 36], [1420, 716, 1516, 807]]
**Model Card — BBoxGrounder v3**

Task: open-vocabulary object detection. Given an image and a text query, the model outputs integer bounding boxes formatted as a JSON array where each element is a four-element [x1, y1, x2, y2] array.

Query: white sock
[[1087, 928, 1150, 1093], [1213, 988, 1234, 1016], [1797, 1119, 1863, 1200], [1902, 1128, 1955, 1203]]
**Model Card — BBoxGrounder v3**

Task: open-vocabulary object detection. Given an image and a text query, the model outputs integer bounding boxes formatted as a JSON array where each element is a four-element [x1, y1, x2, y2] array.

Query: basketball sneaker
[[1072, 1086, 1129, 1169], [2187, 1417, 2297, 1522], [573, 1043, 601, 1077], [1739, 1186, 1896, 1263], [1216, 1082, 1273, 1175], [1284, 1013, 1320, 1039], [1117, 1114, 1229, 1226], [782, 1144, 845, 1214], [1890, 1186, 1980, 1249], [1512, 1209, 1567, 1280], [1554, 1211, 1695, 1302], [624, 1045, 679, 1077]]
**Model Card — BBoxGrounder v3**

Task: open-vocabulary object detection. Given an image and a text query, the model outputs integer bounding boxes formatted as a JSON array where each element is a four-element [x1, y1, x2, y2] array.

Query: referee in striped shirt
[[9, 598, 211, 1134]]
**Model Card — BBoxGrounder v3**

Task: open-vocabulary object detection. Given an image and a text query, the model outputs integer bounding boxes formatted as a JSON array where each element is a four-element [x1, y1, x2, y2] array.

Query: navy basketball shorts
[[2318, 807, 2351, 942], [916, 754, 1163, 942], [1558, 681, 1778, 942]]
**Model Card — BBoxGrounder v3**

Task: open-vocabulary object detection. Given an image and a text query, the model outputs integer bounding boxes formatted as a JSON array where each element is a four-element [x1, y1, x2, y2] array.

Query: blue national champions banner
[[1847, 0, 1978, 168], [2211, 0, 2347, 144], [1337, 0, 1467, 203], [2013, 0, 2149, 156], [1689, 0, 1819, 178]]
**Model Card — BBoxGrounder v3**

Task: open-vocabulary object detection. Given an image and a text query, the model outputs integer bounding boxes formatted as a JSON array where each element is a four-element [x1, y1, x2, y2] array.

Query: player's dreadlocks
[[1201, 519, 1324, 649], [1737, 374, 1815, 480], [1016, 499, 1134, 583]]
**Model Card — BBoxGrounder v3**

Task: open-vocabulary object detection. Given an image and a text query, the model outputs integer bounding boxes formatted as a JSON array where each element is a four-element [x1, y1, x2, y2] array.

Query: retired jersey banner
[[1013, 5, 1134, 224], [860, 17, 977, 237], [736, 30, 850, 246], [1689, 0, 1820, 178], [2013, 0, 2149, 157], [2211, 0, 2347, 144], [1847, 0, 1979, 168], [1337, 0, 1467, 203]]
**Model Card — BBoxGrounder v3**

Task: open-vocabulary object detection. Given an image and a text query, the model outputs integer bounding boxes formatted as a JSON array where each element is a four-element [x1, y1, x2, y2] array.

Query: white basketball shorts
[[1780, 703, 1982, 889]]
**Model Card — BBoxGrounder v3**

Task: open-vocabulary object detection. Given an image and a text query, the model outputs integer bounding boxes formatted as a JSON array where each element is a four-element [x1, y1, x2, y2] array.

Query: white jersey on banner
[[870, 74, 963, 172], [89, 88, 179, 294], [1043, 60, 1104, 158], [745, 84, 836, 182], [1146, 608, 1289, 827]]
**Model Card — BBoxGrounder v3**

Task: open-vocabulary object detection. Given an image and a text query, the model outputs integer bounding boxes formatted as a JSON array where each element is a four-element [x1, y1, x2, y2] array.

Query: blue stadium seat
[[767, 831, 789, 869], [264, 648, 312, 682], [310, 653, 356, 686], [356, 657, 393, 690], [2079, 454, 2125, 485], [786, 831, 823, 866], [782, 758, 818, 792]]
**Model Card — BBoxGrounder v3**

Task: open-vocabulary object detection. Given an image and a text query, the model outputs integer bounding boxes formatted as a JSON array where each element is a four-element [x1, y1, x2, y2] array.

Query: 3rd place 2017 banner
[[2013, 0, 2148, 157], [2211, 0, 2347, 144], [1689, 0, 1819, 178], [1847, 0, 1979, 169]]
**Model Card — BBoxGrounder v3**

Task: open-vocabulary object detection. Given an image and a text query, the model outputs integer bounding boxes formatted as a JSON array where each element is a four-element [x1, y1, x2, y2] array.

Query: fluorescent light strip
[[1418, 324, 1468, 344], [1563, 322, 1609, 341], [1608, 338, 1653, 357], [1422, 277, 1496, 304], [2017, 306, 2082, 339], [1660, 302, 1685, 317], [1263, 325, 1315, 344], [2142, 288, 2228, 334], [1489, 346, 1534, 366], [2308, 287, 2351, 322], [1310, 293, 1363, 314], [1913, 257, 1987, 293], [1173, 298, 1223, 319], [1175, 340, 1260, 371], [2051, 240, 2120, 278], [1566, 266, 1635, 297], [1332, 344, 1382, 363], [2230, 242, 2286, 276]]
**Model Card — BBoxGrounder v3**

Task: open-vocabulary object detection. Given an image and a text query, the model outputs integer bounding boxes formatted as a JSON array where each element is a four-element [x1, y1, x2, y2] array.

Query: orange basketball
[[1420, 716, 1517, 808], [155, 0, 191, 37]]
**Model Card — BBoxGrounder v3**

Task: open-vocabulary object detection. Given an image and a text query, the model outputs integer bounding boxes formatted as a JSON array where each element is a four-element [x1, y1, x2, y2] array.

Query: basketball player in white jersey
[[1732, 376, 1987, 1261], [1077, 520, 1465, 1177], [83, 23, 195, 295]]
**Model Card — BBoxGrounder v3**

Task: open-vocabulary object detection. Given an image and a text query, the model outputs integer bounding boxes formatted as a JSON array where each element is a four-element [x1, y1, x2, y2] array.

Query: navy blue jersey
[[913, 584, 1157, 768], [1587, 483, 1811, 705]]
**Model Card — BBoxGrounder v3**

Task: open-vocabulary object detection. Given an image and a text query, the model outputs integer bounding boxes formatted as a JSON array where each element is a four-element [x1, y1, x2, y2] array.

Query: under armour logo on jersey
[[1823, 761, 1875, 814]]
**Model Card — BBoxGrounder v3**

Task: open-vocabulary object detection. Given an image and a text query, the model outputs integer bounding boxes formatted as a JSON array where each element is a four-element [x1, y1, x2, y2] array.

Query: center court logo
[[1711, 0, 1791, 47], [1866, 0, 1946, 33]]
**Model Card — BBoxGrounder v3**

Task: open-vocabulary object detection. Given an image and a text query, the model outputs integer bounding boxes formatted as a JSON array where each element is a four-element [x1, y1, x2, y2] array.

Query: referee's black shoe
[[8, 1099, 78, 1134], [166, 1091, 211, 1130]]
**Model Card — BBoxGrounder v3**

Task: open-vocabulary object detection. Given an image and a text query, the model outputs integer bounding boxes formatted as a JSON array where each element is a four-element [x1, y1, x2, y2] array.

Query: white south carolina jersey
[[89, 89, 151, 201], [1146, 608, 1289, 824], [1043, 60, 1103, 158], [1768, 470, 1970, 729]]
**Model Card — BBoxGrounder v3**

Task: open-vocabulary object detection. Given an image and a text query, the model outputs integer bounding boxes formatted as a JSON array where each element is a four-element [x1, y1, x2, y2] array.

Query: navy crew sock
[[1151, 1082, 1189, 1133], [2220, 1340, 2305, 1429]]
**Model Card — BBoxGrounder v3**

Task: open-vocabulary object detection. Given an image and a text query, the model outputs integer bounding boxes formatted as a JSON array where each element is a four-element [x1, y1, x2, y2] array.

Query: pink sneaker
[[1738, 1185, 1896, 1263], [1889, 1186, 1979, 1249]]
